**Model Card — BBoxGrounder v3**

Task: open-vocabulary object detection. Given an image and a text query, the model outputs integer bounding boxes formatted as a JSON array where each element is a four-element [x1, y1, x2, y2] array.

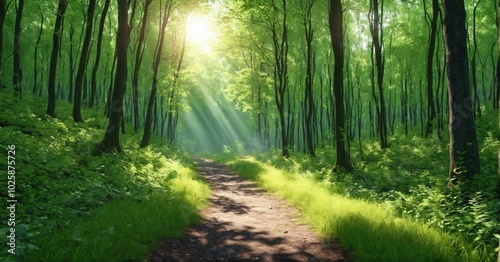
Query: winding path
[[148, 158, 347, 261]]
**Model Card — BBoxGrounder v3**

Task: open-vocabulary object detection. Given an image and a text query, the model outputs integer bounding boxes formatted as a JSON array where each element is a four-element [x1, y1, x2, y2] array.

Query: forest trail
[[148, 158, 347, 261]]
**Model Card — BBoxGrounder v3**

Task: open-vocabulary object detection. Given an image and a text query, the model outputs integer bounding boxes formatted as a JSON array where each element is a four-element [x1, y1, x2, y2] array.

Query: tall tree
[[141, 0, 172, 148], [89, 0, 111, 108], [442, 0, 480, 182], [46, 0, 68, 117], [369, 0, 389, 149], [302, 0, 316, 157], [95, 0, 129, 153], [12, 0, 24, 96], [132, 0, 152, 133], [73, 0, 96, 122], [271, 0, 290, 157], [330, 0, 352, 172], [424, 0, 439, 137]]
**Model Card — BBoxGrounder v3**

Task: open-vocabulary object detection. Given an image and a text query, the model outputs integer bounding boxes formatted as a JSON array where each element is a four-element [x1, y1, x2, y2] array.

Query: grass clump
[[227, 157, 489, 262]]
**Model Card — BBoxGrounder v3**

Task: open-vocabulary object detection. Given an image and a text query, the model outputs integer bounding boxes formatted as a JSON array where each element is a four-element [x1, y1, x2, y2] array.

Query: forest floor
[[148, 158, 348, 262]]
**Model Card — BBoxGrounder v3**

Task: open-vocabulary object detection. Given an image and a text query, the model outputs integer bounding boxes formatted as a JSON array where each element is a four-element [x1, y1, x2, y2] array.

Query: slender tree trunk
[[167, 25, 186, 144], [471, 0, 482, 118], [47, 0, 68, 117], [33, 11, 44, 95], [95, 0, 128, 153], [141, 0, 172, 148], [73, 0, 96, 122], [12, 0, 24, 96], [271, 0, 289, 158], [369, 0, 388, 149], [90, 0, 110, 109], [425, 0, 439, 136], [330, 0, 353, 172], [442, 0, 481, 182], [303, 0, 316, 157], [132, 0, 151, 133]]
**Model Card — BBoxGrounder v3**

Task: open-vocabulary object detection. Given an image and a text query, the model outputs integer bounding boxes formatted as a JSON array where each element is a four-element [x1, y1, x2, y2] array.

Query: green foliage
[[226, 157, 489, 262], [0, 93, 210, 261], [238, 110, 500, 261]]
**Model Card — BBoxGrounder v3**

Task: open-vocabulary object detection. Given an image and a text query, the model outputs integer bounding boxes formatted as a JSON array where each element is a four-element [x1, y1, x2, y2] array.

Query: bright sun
[[186, 14, 218, 52]]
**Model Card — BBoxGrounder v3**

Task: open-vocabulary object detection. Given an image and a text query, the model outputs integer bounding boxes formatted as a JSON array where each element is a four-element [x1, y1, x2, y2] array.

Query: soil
[[148, 158, 348, 262]]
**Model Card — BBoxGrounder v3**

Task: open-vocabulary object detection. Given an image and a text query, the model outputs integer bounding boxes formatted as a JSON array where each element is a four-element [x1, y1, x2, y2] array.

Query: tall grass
[[23, 167, 210, 262], [228, 157, 488, 262]]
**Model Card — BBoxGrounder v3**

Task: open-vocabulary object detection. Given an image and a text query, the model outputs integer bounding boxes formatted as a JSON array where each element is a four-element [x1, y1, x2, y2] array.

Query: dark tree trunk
[[132, 0, 151, 133], [303, 0, 316, 157], [330, 0, 353, 172], [46, 0, 68, 117], [73, 0, 96, 122], [271, 0, 289, 158], [470, 0, 482, 118], [424, 0, 439, 136], [33, 10, 44, 95], [12, 0, 24, 96], [90, 0, 110, 108], [442, 0, 481, 182], [95, 0, 129, 153], [369, 0, 388, 149], [141, 0, 172, 148]]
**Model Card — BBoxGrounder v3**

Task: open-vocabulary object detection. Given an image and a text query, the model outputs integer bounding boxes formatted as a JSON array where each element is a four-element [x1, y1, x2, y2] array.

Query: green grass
[[22, 168, 210, 262], [227, 157, 490, 262], [0, 93, 210, 261]]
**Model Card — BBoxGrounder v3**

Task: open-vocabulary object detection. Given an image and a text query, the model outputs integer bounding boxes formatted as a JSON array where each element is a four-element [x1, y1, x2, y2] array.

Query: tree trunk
[[90, 0, 110, 109], [33, 10, 44, 95], [141, 0, 172, 148], [303, 0, 316, 157], [424, 0, 439, 137], [271, 0, 289, 158], [330, 0, 353, 172], [369, 0, 388, 149], [73, 0, 96, 122], [132, 0, 151, 133], [12, 0, 24, 96], [46, 0, 68, 117], [442, 0, 481, 182], [95, 0, 128, 153]]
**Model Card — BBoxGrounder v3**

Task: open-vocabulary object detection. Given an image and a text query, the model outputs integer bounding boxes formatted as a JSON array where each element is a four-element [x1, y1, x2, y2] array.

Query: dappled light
[[1, 0, 499, 261]]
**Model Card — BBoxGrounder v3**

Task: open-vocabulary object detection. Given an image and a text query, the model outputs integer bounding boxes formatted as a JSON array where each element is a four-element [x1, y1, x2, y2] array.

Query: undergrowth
[[0, 93, 210, 261], [221, 109, 499, 261]]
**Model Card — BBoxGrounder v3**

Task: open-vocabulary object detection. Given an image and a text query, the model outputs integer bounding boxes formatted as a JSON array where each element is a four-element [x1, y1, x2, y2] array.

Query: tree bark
[[141, 0, 172, 148], [132, 0, 151, 133], [95, 0, 129, 153], [369, 0, 388, 149], [33, 10, 44, 95], [271, 0, 290, 158], [442, 0, 481, 182], [73, 0, 96, 122], [47, 0, 68, 117], [90, 0, 110, 108], [330, 0, 353, 172], [12, 0, 24, 96], [303, 0, 316, 157], [424, 0, 439, 137]]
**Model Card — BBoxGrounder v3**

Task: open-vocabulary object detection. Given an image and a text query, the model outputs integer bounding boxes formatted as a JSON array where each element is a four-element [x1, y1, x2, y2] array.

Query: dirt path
[[148, 158, 347, 261]]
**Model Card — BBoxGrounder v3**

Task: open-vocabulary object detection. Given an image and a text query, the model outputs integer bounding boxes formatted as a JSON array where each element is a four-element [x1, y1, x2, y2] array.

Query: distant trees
[[442, 0, 480, 181]]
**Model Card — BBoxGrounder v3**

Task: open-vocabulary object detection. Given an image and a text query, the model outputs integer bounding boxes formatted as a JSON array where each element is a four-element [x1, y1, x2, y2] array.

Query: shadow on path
[[148, 158, 347, 261]]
